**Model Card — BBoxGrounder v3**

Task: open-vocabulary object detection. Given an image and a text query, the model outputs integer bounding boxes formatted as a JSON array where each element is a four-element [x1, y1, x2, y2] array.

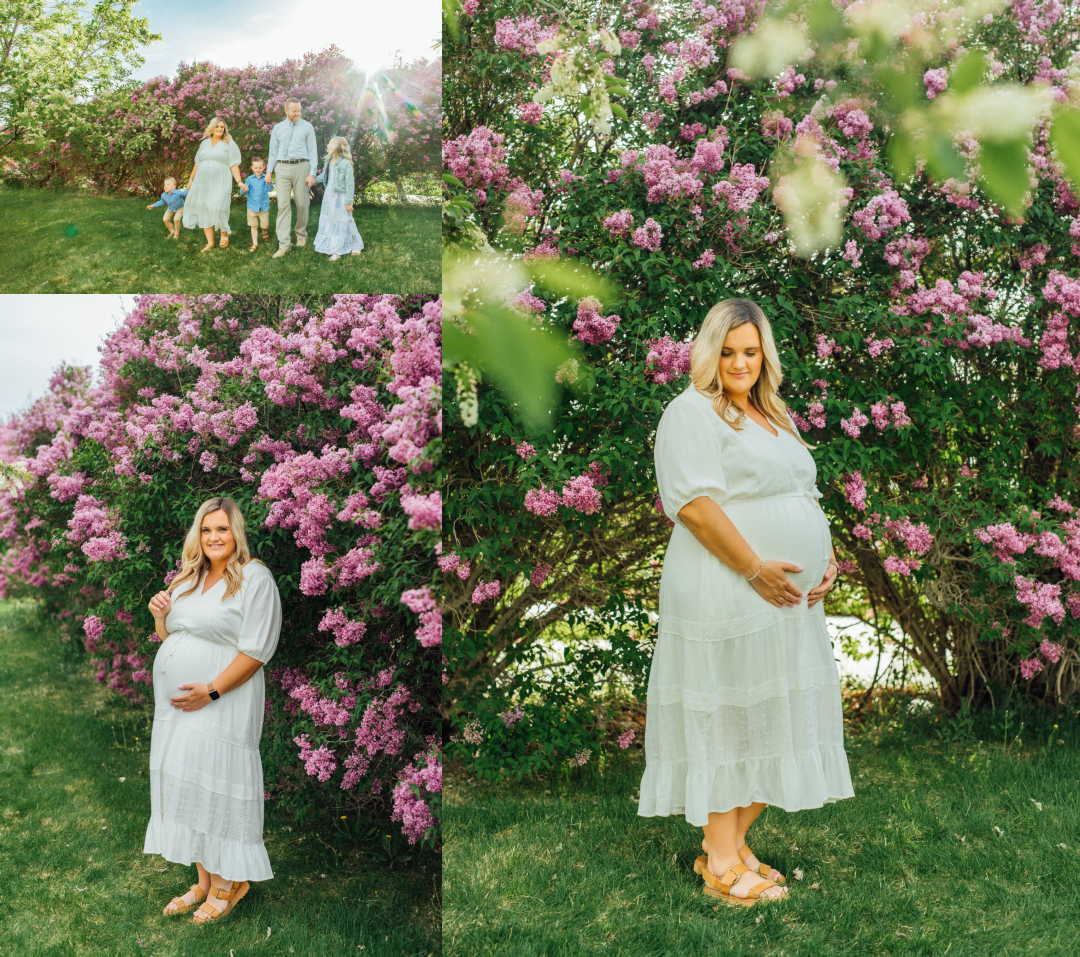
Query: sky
[[0, 296, 134, 421], [130, 0, 440, 82]]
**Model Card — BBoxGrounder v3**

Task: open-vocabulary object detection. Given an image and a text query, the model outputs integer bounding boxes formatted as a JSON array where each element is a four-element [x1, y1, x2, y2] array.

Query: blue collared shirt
[[244, 175, 270, 212], [267, 117, 318, 174], [151, 188, 188, 211]]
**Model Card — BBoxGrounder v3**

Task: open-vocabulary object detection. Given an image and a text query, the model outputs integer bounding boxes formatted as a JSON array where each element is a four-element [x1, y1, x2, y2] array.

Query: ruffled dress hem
[[637, 745, 855, 826], [144, 818, 273, 882]]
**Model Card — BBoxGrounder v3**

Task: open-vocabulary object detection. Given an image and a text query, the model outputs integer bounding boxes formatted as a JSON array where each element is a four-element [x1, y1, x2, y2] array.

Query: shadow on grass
[[0, 600, 439, 957], [445, 700, 1080, 956], [0, 188, 440, 294]]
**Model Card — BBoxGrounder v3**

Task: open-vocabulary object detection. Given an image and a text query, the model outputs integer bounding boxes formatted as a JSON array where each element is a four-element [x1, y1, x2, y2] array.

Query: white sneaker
[[295, 237, 307, 247], [272, 247, 290, 258]]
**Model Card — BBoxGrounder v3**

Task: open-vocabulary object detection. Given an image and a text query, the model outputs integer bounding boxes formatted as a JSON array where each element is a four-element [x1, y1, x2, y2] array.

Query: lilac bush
[[3, 48, 440, 198], [443, 0, 1080, 777], [0, 294, 441, 844]]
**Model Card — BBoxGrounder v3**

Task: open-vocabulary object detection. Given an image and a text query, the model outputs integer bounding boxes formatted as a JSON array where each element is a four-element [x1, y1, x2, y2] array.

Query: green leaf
[[977, 138, 1031, 214], [923, 127, 967, 182], [443, 306, 580, 432], [1050, 108, 1080, 194], [610, 103, 629, 122], [442, 172, 464, 188], [950, 50, 988, 96]]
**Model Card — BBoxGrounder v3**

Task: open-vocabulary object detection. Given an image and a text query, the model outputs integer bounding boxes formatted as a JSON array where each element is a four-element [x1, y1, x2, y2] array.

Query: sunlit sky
[[130, 0, 439, 81], [0, 297, 134, 421]]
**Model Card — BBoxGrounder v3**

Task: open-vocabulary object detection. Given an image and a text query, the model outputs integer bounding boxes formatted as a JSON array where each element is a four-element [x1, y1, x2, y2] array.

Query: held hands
[[306, 174, 316, 187], [748, 560, 804, 608], [148, 590, 172, 620], [240, 183, 249, 192], [264, 171, 272, 184], [170, 683, 211, 712]]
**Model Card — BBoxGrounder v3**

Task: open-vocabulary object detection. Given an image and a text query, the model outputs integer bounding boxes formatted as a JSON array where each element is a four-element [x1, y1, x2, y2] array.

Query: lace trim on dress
[[150, 754, 263, 802], [658, 603, 824, 643], [647, 664, 842, 711], [151, 764, 264, 845]]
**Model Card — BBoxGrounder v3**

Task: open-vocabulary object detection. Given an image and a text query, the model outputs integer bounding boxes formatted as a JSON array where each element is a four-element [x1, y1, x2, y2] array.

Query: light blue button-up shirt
[[267, 117, 318, 175], [151, 188, 188, 211]]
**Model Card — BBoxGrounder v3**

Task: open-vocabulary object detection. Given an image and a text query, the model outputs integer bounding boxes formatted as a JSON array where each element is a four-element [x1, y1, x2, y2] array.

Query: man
[[266, 98, 318, 258]]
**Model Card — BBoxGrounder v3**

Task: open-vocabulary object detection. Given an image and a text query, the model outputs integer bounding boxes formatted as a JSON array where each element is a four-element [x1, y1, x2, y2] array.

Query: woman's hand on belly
[[806, 564, 838, 609], [170, 682, 211, 712], [750, 560, 805, 608]]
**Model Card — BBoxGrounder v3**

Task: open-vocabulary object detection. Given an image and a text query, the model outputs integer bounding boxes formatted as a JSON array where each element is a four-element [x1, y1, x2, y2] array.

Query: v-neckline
[[744, 409, 779, 439], [201, 574, 223, 597]]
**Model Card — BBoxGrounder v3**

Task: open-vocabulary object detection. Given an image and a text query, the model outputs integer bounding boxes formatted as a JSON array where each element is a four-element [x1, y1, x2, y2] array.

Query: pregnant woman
[[143, 496, 282, 923], [183, 117, 244, 251], [638, 298, 854, 907]]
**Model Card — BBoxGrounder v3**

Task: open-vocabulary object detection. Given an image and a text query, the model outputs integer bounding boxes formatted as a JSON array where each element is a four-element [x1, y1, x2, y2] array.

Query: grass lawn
[[445, 702, 1080, 956], [0, 601, 440, 957], [0, 188, 439, 294]]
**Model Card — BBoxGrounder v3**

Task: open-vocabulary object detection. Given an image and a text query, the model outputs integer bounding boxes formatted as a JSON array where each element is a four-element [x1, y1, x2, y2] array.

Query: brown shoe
[[192, 879, 249, 924], [163, 883, 207, 916]]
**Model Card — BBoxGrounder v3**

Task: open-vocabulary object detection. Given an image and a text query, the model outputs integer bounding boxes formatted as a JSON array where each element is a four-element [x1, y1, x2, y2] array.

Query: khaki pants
[[163, 208, 182, 225], [274, 161, 310, 248]]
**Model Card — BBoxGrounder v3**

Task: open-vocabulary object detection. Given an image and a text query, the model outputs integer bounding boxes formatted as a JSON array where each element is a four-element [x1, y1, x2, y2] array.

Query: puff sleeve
[[654, 393, 727, 527], [227, 138, 242, 168], [236, 564, 282, 664], [194, 139, 210, 164]]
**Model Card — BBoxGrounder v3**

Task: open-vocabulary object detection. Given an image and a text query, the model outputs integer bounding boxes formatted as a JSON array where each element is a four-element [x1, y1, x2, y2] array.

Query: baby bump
[[724, 495, 832, 595], [152, 632, 232, 702]]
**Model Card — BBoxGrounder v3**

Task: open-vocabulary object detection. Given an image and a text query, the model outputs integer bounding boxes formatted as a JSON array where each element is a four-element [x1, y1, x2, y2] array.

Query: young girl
[[313, 137, 364, 261]]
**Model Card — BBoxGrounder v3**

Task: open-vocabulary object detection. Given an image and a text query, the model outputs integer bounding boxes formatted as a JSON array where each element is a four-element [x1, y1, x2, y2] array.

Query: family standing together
[[146, 98, 364, 261]]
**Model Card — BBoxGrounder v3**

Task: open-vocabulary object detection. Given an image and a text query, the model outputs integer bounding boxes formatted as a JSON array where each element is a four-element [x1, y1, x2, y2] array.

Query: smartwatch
[[207, 682, 220, 701]]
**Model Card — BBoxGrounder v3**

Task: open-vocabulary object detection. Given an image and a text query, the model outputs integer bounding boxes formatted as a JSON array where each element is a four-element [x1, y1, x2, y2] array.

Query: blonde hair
[[168, 496, 260, 601], [689, 298, 806, 443], [164, 176, 177, 186], [201, 116, 232, 143], [326, 137, 353, 164]]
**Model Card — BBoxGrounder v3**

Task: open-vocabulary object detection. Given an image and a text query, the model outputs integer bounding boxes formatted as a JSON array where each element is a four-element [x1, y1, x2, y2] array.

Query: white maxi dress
[[143, 561, 281, 881], [182, 137, 242, 233], [637, 386, 854, 826]]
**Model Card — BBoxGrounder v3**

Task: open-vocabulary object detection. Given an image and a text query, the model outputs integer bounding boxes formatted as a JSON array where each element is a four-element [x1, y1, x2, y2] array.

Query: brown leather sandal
[[192, 879, 249, 923], [698, 839, 787, 885], [219, 233, 229, 248], [696, 859, 783, 907], [200, 243, 213, 252], [163, 883, 207, 916], [739, 843, 786, 884]]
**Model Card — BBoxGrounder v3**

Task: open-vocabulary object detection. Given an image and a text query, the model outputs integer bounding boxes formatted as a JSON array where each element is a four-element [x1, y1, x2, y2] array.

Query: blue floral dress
[[313, 159, 364, 256]]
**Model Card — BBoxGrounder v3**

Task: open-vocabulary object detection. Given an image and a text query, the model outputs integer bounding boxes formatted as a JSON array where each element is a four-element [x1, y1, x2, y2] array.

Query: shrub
[[1, 48, 441, 198]]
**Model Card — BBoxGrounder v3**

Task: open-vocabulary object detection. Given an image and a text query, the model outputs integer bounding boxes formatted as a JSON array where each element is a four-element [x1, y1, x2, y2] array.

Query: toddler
[[241, 158, 271, 251], [146, 177, 189, 239]]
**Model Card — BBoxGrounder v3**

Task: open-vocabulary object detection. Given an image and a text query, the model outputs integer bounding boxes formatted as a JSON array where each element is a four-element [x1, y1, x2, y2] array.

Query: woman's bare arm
[[212, 652, 263, 694]]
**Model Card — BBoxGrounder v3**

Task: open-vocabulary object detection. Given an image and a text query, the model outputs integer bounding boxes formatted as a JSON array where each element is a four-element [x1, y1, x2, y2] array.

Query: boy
[[242, 158, 272, 251], [146, 177, 188, 239]]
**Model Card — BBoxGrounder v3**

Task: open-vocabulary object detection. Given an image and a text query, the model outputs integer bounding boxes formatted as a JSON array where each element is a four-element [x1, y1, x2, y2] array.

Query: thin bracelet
[[746, 559, 765, 582]]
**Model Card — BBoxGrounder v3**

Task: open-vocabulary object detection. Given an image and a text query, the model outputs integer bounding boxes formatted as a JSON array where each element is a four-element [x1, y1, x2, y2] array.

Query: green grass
[[0, 601, 440, 957], [445, 706, 1080, 956], [0, 188, 439, 293]]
